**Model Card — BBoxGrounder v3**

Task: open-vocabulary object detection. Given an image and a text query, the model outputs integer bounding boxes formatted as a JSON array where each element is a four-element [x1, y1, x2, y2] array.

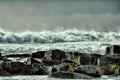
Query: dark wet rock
[[32, 51, 46, 58], [9, 62, 25, 74], [50, 71, 73, 79], [98, 56, 118, 66], [98, 56, 119, 75], [73, 73, 95, 79], [74, 65, 99, 77], [2, 62, 25, 74], [51, 49, 65, 61], [80, 53, 102, 65], [5, 54, 31, 58], [21, 65, 32, 75], [59, 64, 69, 71], [31, 63, 48, 75], [109, 54, 120, 63]]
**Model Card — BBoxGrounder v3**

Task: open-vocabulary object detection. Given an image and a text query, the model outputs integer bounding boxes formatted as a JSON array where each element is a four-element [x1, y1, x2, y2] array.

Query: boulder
[[74, 65, 99, 77], [50, 71, 73, 79], [50, 49, 65, 61], [80, 53, 102, 65], [32, 51, 46, 58], [98, 56, 118, 66], [97, 56, 119, 75]]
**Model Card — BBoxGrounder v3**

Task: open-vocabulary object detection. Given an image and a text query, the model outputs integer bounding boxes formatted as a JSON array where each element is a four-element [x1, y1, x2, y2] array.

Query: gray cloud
[[0, 0, 120, 32]]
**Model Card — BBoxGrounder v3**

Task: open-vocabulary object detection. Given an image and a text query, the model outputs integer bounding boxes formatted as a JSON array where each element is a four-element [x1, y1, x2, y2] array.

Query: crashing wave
[[0, 27, 119, 43]]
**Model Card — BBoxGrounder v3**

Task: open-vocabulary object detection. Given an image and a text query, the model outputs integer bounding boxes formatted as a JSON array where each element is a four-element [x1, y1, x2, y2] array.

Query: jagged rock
[[98, 56, 119, 75], [80, 53, 102, 65], [59, 64, 69, 71], [32, 51, 46, 58], [74, 65, 99, 77], [50, 71, 74, 79], [73, 73, 95, 79], [50, 49, 65, 61]]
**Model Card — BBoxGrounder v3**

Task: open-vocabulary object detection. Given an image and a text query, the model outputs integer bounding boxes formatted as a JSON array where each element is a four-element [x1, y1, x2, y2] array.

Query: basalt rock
[[98, 56, 119, 75], [31, 63, 48, 75], [32, 51, 46, 59], [74, 65, 99, 77], [98, 56, 118, 66], [80, 53, 102, 65], [50, 49, 65, 61]]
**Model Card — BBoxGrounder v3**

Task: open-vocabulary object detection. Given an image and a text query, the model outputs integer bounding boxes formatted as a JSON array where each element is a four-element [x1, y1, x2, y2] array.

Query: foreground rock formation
[[0, 45, 120, 79]]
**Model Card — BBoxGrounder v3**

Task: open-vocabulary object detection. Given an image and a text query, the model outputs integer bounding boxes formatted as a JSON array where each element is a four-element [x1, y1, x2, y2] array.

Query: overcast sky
[[0, 0, 120, 32]]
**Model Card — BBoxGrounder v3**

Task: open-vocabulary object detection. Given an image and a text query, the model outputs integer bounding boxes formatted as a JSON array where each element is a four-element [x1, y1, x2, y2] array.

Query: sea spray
[[0, 27, 120, 44]]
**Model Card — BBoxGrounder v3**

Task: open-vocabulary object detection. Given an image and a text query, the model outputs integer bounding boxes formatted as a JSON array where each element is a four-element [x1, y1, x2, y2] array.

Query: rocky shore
[[0, 45, 120, 79]]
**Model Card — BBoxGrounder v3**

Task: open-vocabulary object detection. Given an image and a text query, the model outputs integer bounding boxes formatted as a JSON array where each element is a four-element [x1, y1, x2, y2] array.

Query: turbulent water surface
[[0, 28, 120, 79]]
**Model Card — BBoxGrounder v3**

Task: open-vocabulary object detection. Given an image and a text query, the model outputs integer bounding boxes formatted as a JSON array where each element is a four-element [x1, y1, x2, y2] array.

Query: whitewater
[[0, 28, 120, 80]]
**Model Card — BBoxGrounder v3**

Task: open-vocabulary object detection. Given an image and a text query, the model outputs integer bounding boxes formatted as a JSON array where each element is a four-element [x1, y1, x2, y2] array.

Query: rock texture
[[0, 47, 120, 79]]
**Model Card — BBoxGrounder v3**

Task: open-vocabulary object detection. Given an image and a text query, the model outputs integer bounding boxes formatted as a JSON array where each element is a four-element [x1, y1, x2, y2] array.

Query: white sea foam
[[0, 27, 120, 44]]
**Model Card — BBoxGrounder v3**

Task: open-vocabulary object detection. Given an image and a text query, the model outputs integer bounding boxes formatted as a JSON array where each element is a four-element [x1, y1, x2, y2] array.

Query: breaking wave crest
[[0, 27, 119, 44]]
